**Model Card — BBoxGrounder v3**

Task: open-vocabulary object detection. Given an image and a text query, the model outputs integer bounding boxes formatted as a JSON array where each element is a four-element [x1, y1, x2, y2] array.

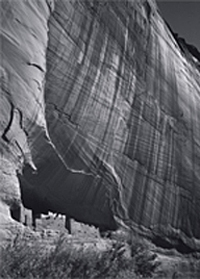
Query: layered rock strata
[[1, 0, 200, 253]]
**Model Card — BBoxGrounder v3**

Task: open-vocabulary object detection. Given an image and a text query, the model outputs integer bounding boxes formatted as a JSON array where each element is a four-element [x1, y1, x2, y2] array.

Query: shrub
[[0, 232, 160, 279], [128, 234, 161, 278]]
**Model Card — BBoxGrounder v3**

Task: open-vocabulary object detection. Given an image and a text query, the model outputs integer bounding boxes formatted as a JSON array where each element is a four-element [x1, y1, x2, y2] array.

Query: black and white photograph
[[0, 0, 200, 278]]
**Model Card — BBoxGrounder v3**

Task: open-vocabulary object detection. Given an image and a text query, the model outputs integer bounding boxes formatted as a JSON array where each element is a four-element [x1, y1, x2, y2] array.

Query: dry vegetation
[[0, 231, 161, 279]]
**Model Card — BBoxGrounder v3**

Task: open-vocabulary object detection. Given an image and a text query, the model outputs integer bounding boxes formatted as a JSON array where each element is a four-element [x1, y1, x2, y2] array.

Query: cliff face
[[1, 0, 200, 252], [0, 0, 54, 238]]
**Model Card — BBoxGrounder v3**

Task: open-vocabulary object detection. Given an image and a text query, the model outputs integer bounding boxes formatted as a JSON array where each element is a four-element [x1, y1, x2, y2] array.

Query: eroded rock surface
[[1, 0, 200, 254], [0, 0, 52, 239]]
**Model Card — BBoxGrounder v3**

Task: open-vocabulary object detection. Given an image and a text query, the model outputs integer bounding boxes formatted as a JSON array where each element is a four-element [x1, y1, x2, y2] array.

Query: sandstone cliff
[[1, 0, 200, 253]]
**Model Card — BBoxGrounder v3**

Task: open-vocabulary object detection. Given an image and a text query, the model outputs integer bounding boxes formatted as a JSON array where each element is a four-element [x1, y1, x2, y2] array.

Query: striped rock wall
[[1, 0, 200, 252]]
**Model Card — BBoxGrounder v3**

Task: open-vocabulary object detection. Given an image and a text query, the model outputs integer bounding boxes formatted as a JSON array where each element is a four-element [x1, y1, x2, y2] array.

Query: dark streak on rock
[[27, 62, 45, 73], [2, 103, 15, 143]]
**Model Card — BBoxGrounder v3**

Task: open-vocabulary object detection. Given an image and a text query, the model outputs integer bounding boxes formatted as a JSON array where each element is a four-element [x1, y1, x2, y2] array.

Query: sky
[[157, 1, 200, 51]]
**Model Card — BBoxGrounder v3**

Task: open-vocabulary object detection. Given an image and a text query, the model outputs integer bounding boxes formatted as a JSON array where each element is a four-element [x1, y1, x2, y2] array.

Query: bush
[[128, 234, 161, 278], [0, 232, 160, 279]]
